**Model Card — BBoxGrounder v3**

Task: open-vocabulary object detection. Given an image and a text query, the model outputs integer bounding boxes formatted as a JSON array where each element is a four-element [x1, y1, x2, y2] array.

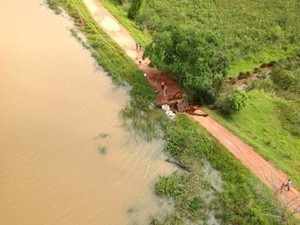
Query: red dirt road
[[83, 0, 300, 214]]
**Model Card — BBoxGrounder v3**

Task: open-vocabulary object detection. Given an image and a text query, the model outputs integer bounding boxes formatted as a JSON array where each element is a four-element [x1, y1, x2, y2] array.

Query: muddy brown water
[[0, 1, 173, 224]]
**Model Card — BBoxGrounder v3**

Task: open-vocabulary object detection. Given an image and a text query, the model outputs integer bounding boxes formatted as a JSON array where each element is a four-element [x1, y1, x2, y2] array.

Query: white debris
[[161, 104, 170, 111], [161, 104, 175, 120]]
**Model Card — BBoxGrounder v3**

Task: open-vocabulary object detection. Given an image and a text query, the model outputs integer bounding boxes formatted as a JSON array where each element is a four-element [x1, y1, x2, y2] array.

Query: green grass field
[[140, 0, 300, 76], [206, 90, 300, 187], [107, 0, 300, 77]]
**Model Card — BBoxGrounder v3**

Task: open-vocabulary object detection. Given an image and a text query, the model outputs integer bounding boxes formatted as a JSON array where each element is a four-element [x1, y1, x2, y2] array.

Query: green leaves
[[146, 25, 229, 103], [138, 0, 300, 75], [155, 175, 184, 197], [216, 86, 248, 115], [128, 0, 143, 19]]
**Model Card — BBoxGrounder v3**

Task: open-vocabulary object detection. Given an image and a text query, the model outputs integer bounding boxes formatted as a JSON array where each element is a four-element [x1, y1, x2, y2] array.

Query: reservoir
[[0, 1, 172, 224]]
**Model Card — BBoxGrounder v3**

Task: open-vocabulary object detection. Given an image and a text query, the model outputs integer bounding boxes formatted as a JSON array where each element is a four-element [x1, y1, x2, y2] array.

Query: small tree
[[128, 0, 142, 19], [145, 25, 229, 103], [216, 86, 247, 115]]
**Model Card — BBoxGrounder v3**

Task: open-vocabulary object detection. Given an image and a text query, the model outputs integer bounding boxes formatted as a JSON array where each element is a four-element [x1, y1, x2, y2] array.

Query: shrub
[[277, 102, 300, 137], [155, 175, 184, 197], [128, 0, 142, 19], [47, 0, 61, 14], [216, 86, 247, 115], [272, 70, 294, 90]]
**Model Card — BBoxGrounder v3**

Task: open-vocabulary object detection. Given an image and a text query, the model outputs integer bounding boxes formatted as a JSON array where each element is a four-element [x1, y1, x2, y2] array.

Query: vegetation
[[127, 0, 142, 19], [135, 0, 300, 76], [105, 0, 300, 106], [270, 57, 300, 137], [104, 0, 300, 190], [47, 0, 62, 14], [215, 86, 248, 115], [145, 25, 228, 102], [152, 115, 298, 224], [98, 146, 107, 154], [271, 56, 300, 101], [207, 89, 300, 188], [47, 0, 300, 224]]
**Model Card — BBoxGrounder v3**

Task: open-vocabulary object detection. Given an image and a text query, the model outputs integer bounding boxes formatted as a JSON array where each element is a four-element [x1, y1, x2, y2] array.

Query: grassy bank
[[152, 115, 298, 224]]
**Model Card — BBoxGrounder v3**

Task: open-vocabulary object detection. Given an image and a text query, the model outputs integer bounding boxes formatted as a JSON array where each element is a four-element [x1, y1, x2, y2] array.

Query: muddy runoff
[[0, 1, 174, 224]]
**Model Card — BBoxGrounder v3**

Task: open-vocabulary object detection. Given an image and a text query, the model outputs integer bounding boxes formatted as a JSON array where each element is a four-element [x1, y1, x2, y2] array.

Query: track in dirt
[[83, 0, 300, 215]]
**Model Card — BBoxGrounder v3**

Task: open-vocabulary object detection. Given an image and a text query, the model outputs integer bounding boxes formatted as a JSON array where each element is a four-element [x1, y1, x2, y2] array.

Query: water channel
[[0, 1, 173, 224]]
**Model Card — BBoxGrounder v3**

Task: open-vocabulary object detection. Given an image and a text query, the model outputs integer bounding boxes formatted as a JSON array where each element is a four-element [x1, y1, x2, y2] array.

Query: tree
[[145, 25, 228, 103], [128, 0, 142, 19]]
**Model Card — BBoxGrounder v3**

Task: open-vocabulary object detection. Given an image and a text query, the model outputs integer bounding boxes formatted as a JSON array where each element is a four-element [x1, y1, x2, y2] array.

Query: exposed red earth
[[83, 0, 300, 215]]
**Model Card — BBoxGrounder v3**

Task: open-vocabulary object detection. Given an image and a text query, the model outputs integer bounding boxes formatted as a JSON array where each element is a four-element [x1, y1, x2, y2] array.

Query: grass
[[228, 46, 296, 77], [152, 115, 299, 224], [47, 0, 62, 14], [206, 90, 300, 187]]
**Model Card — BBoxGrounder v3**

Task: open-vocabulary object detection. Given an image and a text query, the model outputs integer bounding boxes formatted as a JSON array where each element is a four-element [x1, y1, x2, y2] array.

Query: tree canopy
[[145, 25, 228, 102]]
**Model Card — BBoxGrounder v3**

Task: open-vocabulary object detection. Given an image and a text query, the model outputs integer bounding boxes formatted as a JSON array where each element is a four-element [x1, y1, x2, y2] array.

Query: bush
[[216, 86, 247, 115], [155, 175, 184, 197], [277, 102, 300, 137], [272, 70, 294, 90], [271, 57, 300, 99], [47, 0, 61, 14], [128, 0, 142, 19]]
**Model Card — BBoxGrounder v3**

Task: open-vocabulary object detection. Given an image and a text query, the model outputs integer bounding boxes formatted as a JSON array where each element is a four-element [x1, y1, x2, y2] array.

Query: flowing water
[[0, 1, 173, 224]]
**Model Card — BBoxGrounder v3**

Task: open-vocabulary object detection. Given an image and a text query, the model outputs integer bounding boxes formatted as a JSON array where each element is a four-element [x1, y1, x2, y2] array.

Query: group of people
[[135, 42, 145, 65], [280, 179, 292, 193], [135, 42, 168, 97]]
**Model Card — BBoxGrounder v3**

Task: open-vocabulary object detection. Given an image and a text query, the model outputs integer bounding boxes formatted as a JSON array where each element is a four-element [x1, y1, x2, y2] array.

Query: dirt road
[[82, 0, 300, 214]]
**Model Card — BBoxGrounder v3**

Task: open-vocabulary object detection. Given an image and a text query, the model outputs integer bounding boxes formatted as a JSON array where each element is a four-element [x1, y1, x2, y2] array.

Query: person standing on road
[[164, 85, 168, 97], [135, 42, 139, 51], [285, 179, 292, 191], [161, 81, 165, 90]]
